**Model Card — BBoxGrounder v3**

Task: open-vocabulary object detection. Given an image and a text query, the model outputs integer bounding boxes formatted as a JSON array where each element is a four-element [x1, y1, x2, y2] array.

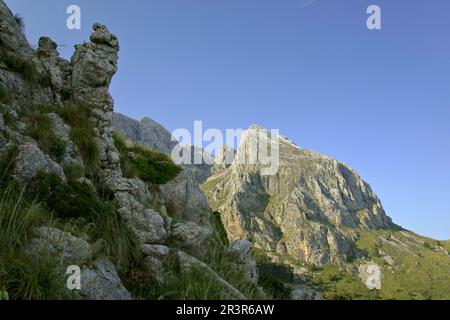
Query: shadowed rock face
[[203, 126, 395, 266]]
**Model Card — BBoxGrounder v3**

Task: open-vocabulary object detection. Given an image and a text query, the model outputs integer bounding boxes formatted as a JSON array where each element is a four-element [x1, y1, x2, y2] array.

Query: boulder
[[27, 226, 92, 266], [13, 140, 65, 184], [81, 259, 131, 300], [170, 222, 213, 259]]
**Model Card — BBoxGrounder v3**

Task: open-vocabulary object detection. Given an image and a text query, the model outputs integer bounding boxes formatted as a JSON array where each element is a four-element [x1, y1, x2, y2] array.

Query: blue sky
[[6, 0, 450, 240]]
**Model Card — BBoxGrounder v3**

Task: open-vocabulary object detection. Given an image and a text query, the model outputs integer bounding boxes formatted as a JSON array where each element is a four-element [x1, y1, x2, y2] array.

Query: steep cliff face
[[203, 125, 395, 265]]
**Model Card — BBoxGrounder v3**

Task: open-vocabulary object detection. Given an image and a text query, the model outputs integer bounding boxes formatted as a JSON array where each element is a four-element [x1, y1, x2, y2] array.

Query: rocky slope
[[202, 125, 450, 299], [0, 0, 260, 300]]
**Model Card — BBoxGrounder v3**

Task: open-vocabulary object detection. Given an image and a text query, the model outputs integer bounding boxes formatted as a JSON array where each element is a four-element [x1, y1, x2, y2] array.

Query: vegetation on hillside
[[113, 132, 182, 185], [0, 150, 75, 300], [59, 104, 100, 175]]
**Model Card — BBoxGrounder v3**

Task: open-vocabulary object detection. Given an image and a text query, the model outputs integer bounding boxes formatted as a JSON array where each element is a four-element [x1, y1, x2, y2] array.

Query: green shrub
[[253, 251, 294, 299], [2, 55, 38, 83], [89, 199, 142, 272], [60, 87, 73, 101], [0, 288, 8, 300], [0, 152, 71, 300], [211, 211, 229, 246], [1, 250, 77, 300], [27, 172, 141, 272], [21, 107, 67, 162], [258, 275, 291, 300], [113, 132, 182, 185], [63, 164, 85, 180], [0, 84, 12, 104], [59, 104, 100, 174], [38, 73, 52, 87], [27, 172, 98, 220]]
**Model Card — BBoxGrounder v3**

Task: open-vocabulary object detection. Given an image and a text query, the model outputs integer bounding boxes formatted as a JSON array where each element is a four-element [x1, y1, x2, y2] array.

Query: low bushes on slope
[[113, 132, 182, 185], [59, 104, 100, 175], [27, 171, 141, 272], [1, 55, 38, 83], [0, 151, 74, 300], [21, 106, 67, 162]]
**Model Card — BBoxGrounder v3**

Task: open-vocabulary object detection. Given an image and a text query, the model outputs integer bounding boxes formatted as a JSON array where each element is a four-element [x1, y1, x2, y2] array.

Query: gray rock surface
[[14, 140, 65, 183], [358, 261, 382, 290], [113, 113, 177, 155], [47, 113, 84, 167], [170, 222, 213, 259], [0, 0, 31, 56], [81, 259, 132, 300], [27, 226, 92, 266], [143, 256, 165, 285]]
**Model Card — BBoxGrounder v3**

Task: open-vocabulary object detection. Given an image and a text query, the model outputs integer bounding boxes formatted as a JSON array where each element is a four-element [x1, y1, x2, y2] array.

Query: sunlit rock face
[[203, 125, 394, 266]]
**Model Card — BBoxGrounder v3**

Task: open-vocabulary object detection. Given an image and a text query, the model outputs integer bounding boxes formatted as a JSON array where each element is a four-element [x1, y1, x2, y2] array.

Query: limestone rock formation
[[113, 113, 177, 155], [203, 125, 395, 266], [170, 222, 213, 259], [14, 140, 65, 184], [113, 112, 212, 226]]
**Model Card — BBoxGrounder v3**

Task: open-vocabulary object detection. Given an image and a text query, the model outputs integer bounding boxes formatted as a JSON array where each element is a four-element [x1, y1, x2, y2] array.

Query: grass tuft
[[113, 132, 182, 185], [21, 106, 67, 162], [59, 104, 100, 175]]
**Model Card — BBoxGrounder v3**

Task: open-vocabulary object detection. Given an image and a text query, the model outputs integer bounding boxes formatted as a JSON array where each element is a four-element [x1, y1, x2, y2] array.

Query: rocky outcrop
[[203, 125, 395, 266], [113, 112, 212, 226], [47, 113, 84, 168], [70, 24, 171, 247], [27, 226, 92, 266], [0, 1, 31, 56], [113, 113, 177, 155], [170, 222, 213, 259], [81, 259, 132, 300], [14, 140, 65, 184]]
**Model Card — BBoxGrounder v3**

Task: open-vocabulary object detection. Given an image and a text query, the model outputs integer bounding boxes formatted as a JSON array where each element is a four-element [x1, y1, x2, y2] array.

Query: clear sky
[[6, 0, 450, 240]]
